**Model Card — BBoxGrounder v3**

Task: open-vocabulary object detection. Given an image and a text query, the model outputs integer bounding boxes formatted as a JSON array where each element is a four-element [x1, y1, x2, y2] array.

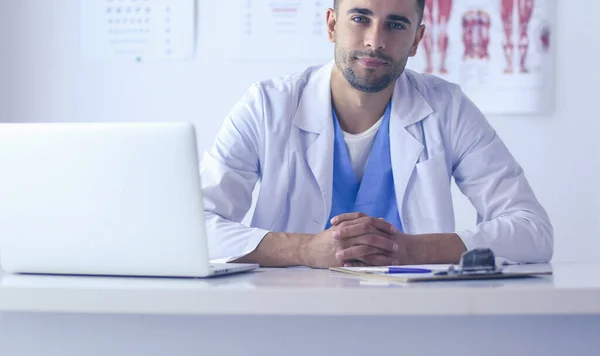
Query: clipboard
[[329, 248, 553, 283]]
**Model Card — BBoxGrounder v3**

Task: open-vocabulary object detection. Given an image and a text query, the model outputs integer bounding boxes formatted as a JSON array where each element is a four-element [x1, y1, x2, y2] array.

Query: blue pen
[[354, 267, 432, 274]]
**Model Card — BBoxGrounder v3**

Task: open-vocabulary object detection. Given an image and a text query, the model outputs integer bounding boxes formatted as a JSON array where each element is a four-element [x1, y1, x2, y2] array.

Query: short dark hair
[[333, 0, 426, 23]]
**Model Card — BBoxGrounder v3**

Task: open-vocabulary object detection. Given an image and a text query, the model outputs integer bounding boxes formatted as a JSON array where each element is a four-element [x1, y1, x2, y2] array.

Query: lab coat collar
[[390, 70, 433, 127], [292, 61, 433, 133], [292, 62, 335, 134]]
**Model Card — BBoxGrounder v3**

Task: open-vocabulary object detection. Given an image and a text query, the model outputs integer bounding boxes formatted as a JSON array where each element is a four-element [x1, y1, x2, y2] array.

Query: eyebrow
[[346, 7, 413, 26]]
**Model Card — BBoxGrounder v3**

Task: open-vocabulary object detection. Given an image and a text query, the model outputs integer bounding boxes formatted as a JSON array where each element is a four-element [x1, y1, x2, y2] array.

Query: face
[[328, 0, 425, 93]]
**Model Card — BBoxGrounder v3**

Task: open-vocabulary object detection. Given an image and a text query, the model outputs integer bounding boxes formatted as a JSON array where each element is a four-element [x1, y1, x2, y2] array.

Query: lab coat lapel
[[292, 62, 335, 226], [389, 73, 433, 225]]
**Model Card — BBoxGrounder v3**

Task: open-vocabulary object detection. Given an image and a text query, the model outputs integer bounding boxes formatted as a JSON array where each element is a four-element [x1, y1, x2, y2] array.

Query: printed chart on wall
[[81, 0, 196, 62], [224, 0, 334, 61], [407, 0, 556, 115]]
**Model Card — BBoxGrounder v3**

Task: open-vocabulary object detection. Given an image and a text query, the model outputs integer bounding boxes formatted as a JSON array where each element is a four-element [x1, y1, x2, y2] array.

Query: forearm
[[407, 233, 467, 265], [233, 232, 312, 267]]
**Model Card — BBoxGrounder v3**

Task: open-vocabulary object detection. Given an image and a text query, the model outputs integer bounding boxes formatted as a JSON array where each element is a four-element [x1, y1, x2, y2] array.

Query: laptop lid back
[[0, 122, 211, 277]]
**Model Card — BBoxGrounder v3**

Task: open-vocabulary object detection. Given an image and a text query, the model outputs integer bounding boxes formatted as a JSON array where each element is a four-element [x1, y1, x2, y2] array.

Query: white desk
[[0, 263, 599, 356]]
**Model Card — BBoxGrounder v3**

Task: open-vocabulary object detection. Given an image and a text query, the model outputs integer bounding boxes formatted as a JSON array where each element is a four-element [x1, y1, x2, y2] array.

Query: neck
[[330, 66, 395, 134]]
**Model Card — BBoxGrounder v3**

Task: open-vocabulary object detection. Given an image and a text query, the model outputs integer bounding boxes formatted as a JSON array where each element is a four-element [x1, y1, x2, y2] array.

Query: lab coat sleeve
[[200, 84, 270, 262], [449, 87, 554, 263]]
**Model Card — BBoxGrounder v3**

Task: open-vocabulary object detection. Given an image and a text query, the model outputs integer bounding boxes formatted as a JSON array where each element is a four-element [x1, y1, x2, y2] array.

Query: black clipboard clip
[[434, 248, 502, 276]]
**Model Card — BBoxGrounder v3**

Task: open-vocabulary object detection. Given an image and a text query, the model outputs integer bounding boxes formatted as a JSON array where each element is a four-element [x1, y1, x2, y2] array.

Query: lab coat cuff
[[454, 229, 520, 266], [210, 228, 270, 264], [454, 229, 481, 252]]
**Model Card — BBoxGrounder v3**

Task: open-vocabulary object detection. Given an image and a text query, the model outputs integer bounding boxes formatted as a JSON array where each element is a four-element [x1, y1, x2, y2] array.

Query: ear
[[409, 24, 426, 57], [327, 8, 337, 43]]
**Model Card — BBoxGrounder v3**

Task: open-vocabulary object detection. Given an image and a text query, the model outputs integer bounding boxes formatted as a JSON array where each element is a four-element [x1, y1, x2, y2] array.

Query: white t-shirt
[[342, 117, 383, 182]]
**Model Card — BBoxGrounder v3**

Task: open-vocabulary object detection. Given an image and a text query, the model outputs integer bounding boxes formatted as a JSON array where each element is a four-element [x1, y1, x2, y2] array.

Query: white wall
[[1, 0, 598, 263]]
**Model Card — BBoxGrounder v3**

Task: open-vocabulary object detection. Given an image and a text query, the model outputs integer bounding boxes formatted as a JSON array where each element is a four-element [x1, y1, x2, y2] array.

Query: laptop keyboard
[[210, 263, 230, 270]]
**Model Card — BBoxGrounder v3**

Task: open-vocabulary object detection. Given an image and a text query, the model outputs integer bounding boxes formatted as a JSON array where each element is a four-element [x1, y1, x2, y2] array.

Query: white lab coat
[[200, 61, 553, 263]]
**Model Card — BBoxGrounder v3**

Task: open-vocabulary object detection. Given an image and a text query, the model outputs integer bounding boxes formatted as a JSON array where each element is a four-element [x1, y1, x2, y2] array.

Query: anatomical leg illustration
[[500, 0, 514, 73], [518, 0, 534, 73], [501, 0, 534, 74], [422, 0, 453, 74], [540, 22, 550, 53], [422, 0, 434, 73]]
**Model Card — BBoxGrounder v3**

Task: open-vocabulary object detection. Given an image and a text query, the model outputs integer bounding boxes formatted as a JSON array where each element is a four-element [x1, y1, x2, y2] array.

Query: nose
[[364, 24, 385, 50]]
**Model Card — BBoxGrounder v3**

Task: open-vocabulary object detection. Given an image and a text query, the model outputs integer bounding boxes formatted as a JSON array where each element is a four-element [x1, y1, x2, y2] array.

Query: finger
[[333, 223, 378, 240], [335, 217, 396, 236], [336, 245, 387, 263], [354, 216, 397, 235], [344, 261, 367, 268], [359, 254, 400, 266], [334, 217, 396, 238], [330, 212, 367, 226], [338, 234, 399, 253]]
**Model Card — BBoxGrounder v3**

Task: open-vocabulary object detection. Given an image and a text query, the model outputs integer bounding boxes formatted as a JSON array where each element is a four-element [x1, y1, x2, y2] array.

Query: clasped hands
[[303, 212, 416, 268]]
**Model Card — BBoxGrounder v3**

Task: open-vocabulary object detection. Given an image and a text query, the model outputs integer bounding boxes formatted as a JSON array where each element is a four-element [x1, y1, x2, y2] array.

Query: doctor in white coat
[[200, 0, 553, 268]]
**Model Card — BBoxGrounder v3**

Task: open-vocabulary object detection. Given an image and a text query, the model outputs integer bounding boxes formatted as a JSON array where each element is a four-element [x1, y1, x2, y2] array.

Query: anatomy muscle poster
[[406, 0, 556, 115]]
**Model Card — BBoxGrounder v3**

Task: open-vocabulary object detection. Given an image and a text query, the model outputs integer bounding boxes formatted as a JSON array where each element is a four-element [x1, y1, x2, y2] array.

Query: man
[[200, 0, 553, 268]]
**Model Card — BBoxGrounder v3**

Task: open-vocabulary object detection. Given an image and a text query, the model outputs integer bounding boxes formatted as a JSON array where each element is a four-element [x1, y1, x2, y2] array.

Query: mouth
[[356, 57, 388, 68]]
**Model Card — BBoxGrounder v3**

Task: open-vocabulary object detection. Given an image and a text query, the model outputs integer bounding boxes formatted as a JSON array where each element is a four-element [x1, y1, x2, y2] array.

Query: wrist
[[256, 231, 310, 267], [297, 233, 312, 267], [405, 233, 466, 265], [404, 234, 424, 265], [273, 231, 313, 267]]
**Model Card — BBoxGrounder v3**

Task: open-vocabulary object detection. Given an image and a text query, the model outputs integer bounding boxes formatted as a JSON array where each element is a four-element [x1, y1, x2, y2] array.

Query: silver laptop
[[0, 122, 258, 278]]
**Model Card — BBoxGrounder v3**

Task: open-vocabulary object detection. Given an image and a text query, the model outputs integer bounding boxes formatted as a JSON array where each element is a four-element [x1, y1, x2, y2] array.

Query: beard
[[335, 47, 409, 93]]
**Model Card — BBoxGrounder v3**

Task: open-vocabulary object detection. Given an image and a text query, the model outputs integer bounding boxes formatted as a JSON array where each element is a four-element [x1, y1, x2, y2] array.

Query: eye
[[351, 16, 368, 24], [388, 22, 405, 30]]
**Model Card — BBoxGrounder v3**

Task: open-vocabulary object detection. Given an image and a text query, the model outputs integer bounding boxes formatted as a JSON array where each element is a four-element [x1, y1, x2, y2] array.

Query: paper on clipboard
[[329, 264, 553, 283]]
